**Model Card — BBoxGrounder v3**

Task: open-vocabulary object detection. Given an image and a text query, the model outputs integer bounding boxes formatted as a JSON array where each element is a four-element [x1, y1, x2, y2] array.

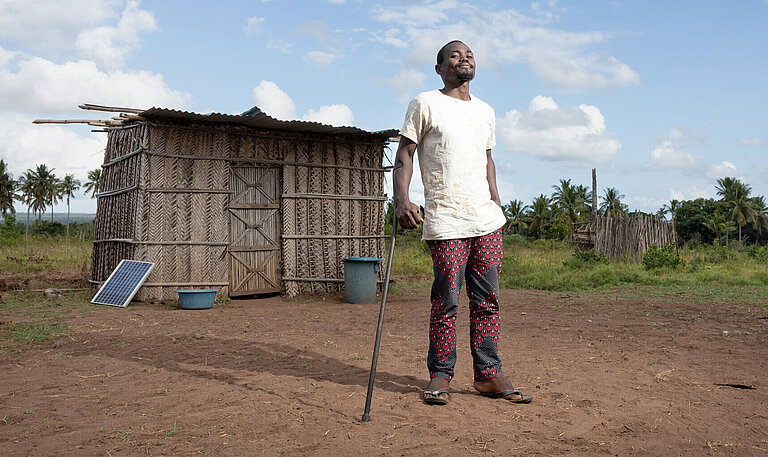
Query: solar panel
[[91, 259, 155, 307]]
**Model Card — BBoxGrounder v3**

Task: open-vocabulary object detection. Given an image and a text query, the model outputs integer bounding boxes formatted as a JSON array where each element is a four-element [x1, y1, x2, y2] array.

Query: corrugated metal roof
[[138, 106, 398, 139]]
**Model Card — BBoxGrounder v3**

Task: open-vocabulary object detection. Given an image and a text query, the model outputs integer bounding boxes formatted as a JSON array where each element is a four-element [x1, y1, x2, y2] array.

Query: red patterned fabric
[[426, 228, 504, 382]]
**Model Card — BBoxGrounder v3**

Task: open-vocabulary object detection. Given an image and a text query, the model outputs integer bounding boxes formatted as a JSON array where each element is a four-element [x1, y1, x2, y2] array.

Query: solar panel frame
[[91, 259, 155, 307]]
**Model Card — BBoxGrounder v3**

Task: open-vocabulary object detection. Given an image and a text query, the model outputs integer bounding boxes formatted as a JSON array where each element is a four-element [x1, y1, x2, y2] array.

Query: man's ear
[[435, 64, 442, 75]]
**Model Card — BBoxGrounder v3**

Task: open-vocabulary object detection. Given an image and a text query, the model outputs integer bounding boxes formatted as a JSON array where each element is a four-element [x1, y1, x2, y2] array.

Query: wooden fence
[[574, 213, 677, 261]]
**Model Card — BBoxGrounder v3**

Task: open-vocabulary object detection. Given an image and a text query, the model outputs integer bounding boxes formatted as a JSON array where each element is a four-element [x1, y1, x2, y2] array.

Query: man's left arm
[[486, 149, 501, 207]]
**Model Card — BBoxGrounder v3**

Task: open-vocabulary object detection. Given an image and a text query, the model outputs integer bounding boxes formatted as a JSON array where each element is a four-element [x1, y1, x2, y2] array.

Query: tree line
[[500, 176, 767, 247], [3, 159, 767, 246], [0, 159, 101, 236], [385, 175, 767, 247], [501, 179, 630, 240]]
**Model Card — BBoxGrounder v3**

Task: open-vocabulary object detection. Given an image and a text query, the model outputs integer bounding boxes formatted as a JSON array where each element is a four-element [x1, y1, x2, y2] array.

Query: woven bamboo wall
[[134, 124, 230, 300], [92, 119, 388, 300], [282, 139, 386, 296], [91, 124, 147, 285]]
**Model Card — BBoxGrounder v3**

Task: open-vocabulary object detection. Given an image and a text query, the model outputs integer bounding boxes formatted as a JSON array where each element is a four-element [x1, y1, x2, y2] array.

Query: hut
[[88, 105, 397, 299]]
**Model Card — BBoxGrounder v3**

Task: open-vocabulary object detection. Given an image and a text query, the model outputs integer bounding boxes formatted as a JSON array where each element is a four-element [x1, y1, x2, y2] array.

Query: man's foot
[[423, 377, 450, 405], [473, 376, 533, 403]]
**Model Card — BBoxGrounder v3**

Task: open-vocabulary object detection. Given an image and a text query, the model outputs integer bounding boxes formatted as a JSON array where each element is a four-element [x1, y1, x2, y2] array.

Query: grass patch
[[0, 237, 91, 274], [389, 234, 768, 301], [6, 322, 67, 344], [107, 427, 132, 439]]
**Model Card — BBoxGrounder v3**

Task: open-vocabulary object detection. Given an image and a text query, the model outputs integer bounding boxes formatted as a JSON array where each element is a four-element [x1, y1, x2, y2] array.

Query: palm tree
[[715, 177, 740, 202], [703, 212, 736, 246], [574, 184, 593, 220], [16, 170, 36, 236], [728, 187, 756, 243], [599, 187, 628, 216], [715, 177, 751, 244], [61, 174, 81, 237], [551, 178, 584, 224], [0, 159, 16, 216], [659, 199, 680, 221], [502, 199, 529, 234], [751, 196, 768, 245], [50, 176, 63, 222], [29, 164, 58, 222], [84, 168, 101, 198], [716, 178, 755, 243], [526, 194, 552, 239]]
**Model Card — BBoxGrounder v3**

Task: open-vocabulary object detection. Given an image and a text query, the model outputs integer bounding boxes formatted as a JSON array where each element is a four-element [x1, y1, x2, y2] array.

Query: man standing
[[394, 40, 533, 405]]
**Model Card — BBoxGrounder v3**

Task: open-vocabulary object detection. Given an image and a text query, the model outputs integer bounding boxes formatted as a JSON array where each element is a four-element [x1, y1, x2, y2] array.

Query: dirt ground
[[1, 283, 767, 456]]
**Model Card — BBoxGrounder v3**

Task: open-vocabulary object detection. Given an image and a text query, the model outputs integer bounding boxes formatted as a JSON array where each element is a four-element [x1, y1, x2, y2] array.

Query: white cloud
[[0, 0, 119, 55], [529, 53, 640, 90], [266, 40, 292, 54], [650, 141, 698, 169], [328, 0, 346, 3], [303, 50, 341, 66], [0, 50, 190, 113], [497, 96, 620, 162], [369, 2, 639, 90], [251, 81, 356, 127], [302, 104, 354, 126], [0, 113, 105, 184], [369, 28, 411, 49], [669, 186, 711, 201], [297, 20, 335, 46], [648, 128, 703, 169], [252, 80, 297, 120], [0, 47, 16, 67], [741, 137, 765, 146], [626, 195, 665, 212], [244, 16, 265, 36], [371, 1, 460, 28], [74, 0, 158, 69], [385, 69, 427, 104], [707, 161, 741, 180]]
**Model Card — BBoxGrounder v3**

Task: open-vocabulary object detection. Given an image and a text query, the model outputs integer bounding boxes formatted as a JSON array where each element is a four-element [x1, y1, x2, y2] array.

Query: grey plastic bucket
[[343, 256, 381, 303]]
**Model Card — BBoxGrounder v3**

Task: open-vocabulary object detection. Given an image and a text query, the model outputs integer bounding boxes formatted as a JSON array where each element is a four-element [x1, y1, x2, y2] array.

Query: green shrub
[[747, 246, 768, 264], [563, 249, 609, 269], [543, 217, 570, 241], [30, 221, 66, 237], [0, 214, 24, 246], [642, 245, 684, 270], [686, 256, 704, 273], [587, 265, 618, 287], [701, 244, 734, 263], [503, 233, 528, 246]]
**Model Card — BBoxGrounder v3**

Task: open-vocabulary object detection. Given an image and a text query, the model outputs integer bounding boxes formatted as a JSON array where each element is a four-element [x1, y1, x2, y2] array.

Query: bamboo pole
[[282, 193, 387, 201], [79, 104, 144, 113], [281, 234, 389, 240], [145, 151, 389, 171]]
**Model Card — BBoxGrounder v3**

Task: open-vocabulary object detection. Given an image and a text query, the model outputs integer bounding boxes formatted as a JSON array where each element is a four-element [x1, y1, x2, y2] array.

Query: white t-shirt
[[400, 90, 506, 240]]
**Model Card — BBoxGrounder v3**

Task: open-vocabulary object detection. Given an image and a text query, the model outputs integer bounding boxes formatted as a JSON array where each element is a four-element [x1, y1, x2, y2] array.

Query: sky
[[1, 0, 766, 215]]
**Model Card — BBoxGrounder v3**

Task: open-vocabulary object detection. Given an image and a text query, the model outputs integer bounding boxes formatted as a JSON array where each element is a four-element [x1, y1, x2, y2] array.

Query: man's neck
[[440, 82, 471, 101]]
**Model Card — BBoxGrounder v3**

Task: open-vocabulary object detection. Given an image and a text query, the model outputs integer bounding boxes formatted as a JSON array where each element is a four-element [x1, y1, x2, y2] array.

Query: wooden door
[[227, 165, 281, 296]]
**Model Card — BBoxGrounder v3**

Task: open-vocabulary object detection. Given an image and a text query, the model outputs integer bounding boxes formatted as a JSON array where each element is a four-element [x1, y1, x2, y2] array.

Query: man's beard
[[457, 68, 474, 81]]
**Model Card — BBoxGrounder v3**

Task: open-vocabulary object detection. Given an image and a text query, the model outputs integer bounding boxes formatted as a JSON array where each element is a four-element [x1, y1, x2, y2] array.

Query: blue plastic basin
[[343, 257, 381, 303], [177, 289, 218, 309]]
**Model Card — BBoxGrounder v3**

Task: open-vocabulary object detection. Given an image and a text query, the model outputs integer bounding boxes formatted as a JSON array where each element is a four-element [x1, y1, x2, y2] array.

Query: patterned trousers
[[426, 228, 504, 382]]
